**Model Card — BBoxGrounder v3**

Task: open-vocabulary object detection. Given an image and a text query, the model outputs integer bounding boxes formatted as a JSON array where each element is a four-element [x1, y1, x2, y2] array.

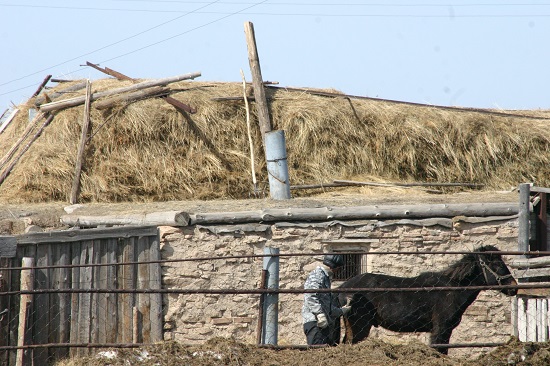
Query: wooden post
[[0, 113, 54, 186], [70, 80, 93, 204], [518, 183, 531, 255], [244, 21, 272, 139], [16, 257, 34, 366]]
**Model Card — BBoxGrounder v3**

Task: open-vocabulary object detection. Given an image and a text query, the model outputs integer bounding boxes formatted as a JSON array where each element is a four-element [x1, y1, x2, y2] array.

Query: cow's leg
[[343, 295, 374, 344]]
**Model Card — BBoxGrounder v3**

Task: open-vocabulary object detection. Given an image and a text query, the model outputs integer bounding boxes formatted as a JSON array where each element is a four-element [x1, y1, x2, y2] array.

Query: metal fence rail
[[2, 244, 549, 364]]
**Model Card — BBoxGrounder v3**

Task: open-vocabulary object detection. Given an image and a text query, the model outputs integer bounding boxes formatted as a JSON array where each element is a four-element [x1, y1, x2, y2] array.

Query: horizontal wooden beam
[[61, 211, 190, 228], [189, 202, 518, 225], [16, 225, 159, 245]]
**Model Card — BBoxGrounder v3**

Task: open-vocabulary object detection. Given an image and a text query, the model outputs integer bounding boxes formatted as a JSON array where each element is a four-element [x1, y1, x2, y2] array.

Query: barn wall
[[159, 217, 518, 357]]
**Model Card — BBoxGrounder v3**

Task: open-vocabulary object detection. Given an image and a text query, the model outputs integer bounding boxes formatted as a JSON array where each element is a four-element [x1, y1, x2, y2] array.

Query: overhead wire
[[0, 0, 273, 101]]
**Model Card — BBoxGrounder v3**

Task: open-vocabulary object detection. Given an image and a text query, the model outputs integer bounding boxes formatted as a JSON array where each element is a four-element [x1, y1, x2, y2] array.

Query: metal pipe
[[261, 247, 279, 345], [265, 130, 291, 200]]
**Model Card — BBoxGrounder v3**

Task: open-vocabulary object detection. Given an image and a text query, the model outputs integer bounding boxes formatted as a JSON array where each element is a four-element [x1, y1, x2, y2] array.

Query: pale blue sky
[[1, 1, 549, 112]]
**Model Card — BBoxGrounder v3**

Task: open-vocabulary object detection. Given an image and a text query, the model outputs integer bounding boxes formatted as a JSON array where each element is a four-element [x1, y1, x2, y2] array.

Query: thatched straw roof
[[0, 78, 549, 203]]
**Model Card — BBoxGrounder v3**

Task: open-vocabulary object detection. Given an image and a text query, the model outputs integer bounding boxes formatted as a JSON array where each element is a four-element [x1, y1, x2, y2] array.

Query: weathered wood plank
[[33, 243, 51, 364], [0, 108, 19, 134], [90, 240, 101, 345], [54, 243, 70, 359], [77, 240, 93, 356], [106, 238, 118, 343], [69, 241, 81, 357], [527, 298, 538, 341], [0, 258, 13, 365], [518, 297, 527, 341], [149, 233, 163, 341], [137, 236, 151, 343], [16, 257, 34, 366], [0, 236, 17, 257], [17, 225, 159, 244], [120, 237, 136, 343]]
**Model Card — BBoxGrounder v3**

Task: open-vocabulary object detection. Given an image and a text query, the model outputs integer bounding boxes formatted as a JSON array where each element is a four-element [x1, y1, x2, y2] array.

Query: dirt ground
[[52, 336, 550, 366]]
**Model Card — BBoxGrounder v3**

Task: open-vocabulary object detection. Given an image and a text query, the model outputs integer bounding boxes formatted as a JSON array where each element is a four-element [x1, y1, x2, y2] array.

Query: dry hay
[[0, 79, 549, 203], [52, 337, 550, 366]]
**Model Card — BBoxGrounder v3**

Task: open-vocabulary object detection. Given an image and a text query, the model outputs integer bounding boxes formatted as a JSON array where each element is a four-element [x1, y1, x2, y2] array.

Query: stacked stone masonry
[[159, 217, 518, 357]]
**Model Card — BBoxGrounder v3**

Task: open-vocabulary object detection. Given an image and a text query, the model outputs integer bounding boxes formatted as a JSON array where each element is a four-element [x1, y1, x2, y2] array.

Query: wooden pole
[[240, 69, 258, 192], [16, 257, 34, 366], [85, 61, 196, 113], [518, 183, 531, 255], [70, 80, 93, 204], [0, 113, 54, 186], [39, 72, 201, 112], [244, 22, 272, 138], [0, 111, 44, 170], [31, 75, 52, 98]]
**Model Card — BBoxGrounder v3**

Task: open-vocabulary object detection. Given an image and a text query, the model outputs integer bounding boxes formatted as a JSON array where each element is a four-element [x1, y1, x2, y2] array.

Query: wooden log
[[93, 86, 170, 110], [0, 113, 54, 186], [34, 81, 87, 106], [189, 202, 518, 225], [61, 210, 191, 227], [39, 72, 201, 112], [32, 75, 52, 98], [244, 22, 272, 138], [0, 108, 19, 134], [86, 61, 196, 113], [0, 111, 43, 169], [333, 179, 484, 188], [510, 256, 550, 269], [70, 80, 92, 204], [16, 257, 33, 366], [17, 226, 159, 245]]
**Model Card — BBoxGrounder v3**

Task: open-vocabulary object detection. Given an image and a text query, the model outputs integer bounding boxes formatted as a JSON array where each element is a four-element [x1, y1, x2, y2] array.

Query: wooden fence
[[0, 225, 162, 365]]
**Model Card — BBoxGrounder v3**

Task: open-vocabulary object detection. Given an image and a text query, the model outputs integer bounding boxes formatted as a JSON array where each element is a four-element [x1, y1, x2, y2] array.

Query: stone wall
[[159, 216, 519, 357]]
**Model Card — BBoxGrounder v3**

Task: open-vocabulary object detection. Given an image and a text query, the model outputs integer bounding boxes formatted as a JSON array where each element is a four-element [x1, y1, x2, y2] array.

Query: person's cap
[[323, 254, 344, 269]]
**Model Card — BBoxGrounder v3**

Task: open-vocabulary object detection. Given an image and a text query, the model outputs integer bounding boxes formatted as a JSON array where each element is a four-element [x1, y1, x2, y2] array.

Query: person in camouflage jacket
[[302, 254, 351, 345]]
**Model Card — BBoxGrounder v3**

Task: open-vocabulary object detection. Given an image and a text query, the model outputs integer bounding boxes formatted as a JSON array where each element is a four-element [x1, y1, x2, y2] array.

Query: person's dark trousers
[[304, 321, 340, 346]]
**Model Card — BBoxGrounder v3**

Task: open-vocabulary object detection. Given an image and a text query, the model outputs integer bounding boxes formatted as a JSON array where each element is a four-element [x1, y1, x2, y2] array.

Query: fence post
[[261, 247, 279, 345], [16, 257, 34, 366], [518, 183, 531, 255]]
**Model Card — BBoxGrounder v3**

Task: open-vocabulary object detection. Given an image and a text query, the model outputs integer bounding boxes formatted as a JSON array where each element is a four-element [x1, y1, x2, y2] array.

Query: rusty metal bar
[[3, 249, 544, 272], [2, 283, 548, 297]]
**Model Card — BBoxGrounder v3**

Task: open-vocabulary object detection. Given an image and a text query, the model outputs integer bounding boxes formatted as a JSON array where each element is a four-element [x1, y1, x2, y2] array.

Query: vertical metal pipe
[[261, 247, 279, 345], [518, 183, 531, 255], [265, 130, 291, 200]]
